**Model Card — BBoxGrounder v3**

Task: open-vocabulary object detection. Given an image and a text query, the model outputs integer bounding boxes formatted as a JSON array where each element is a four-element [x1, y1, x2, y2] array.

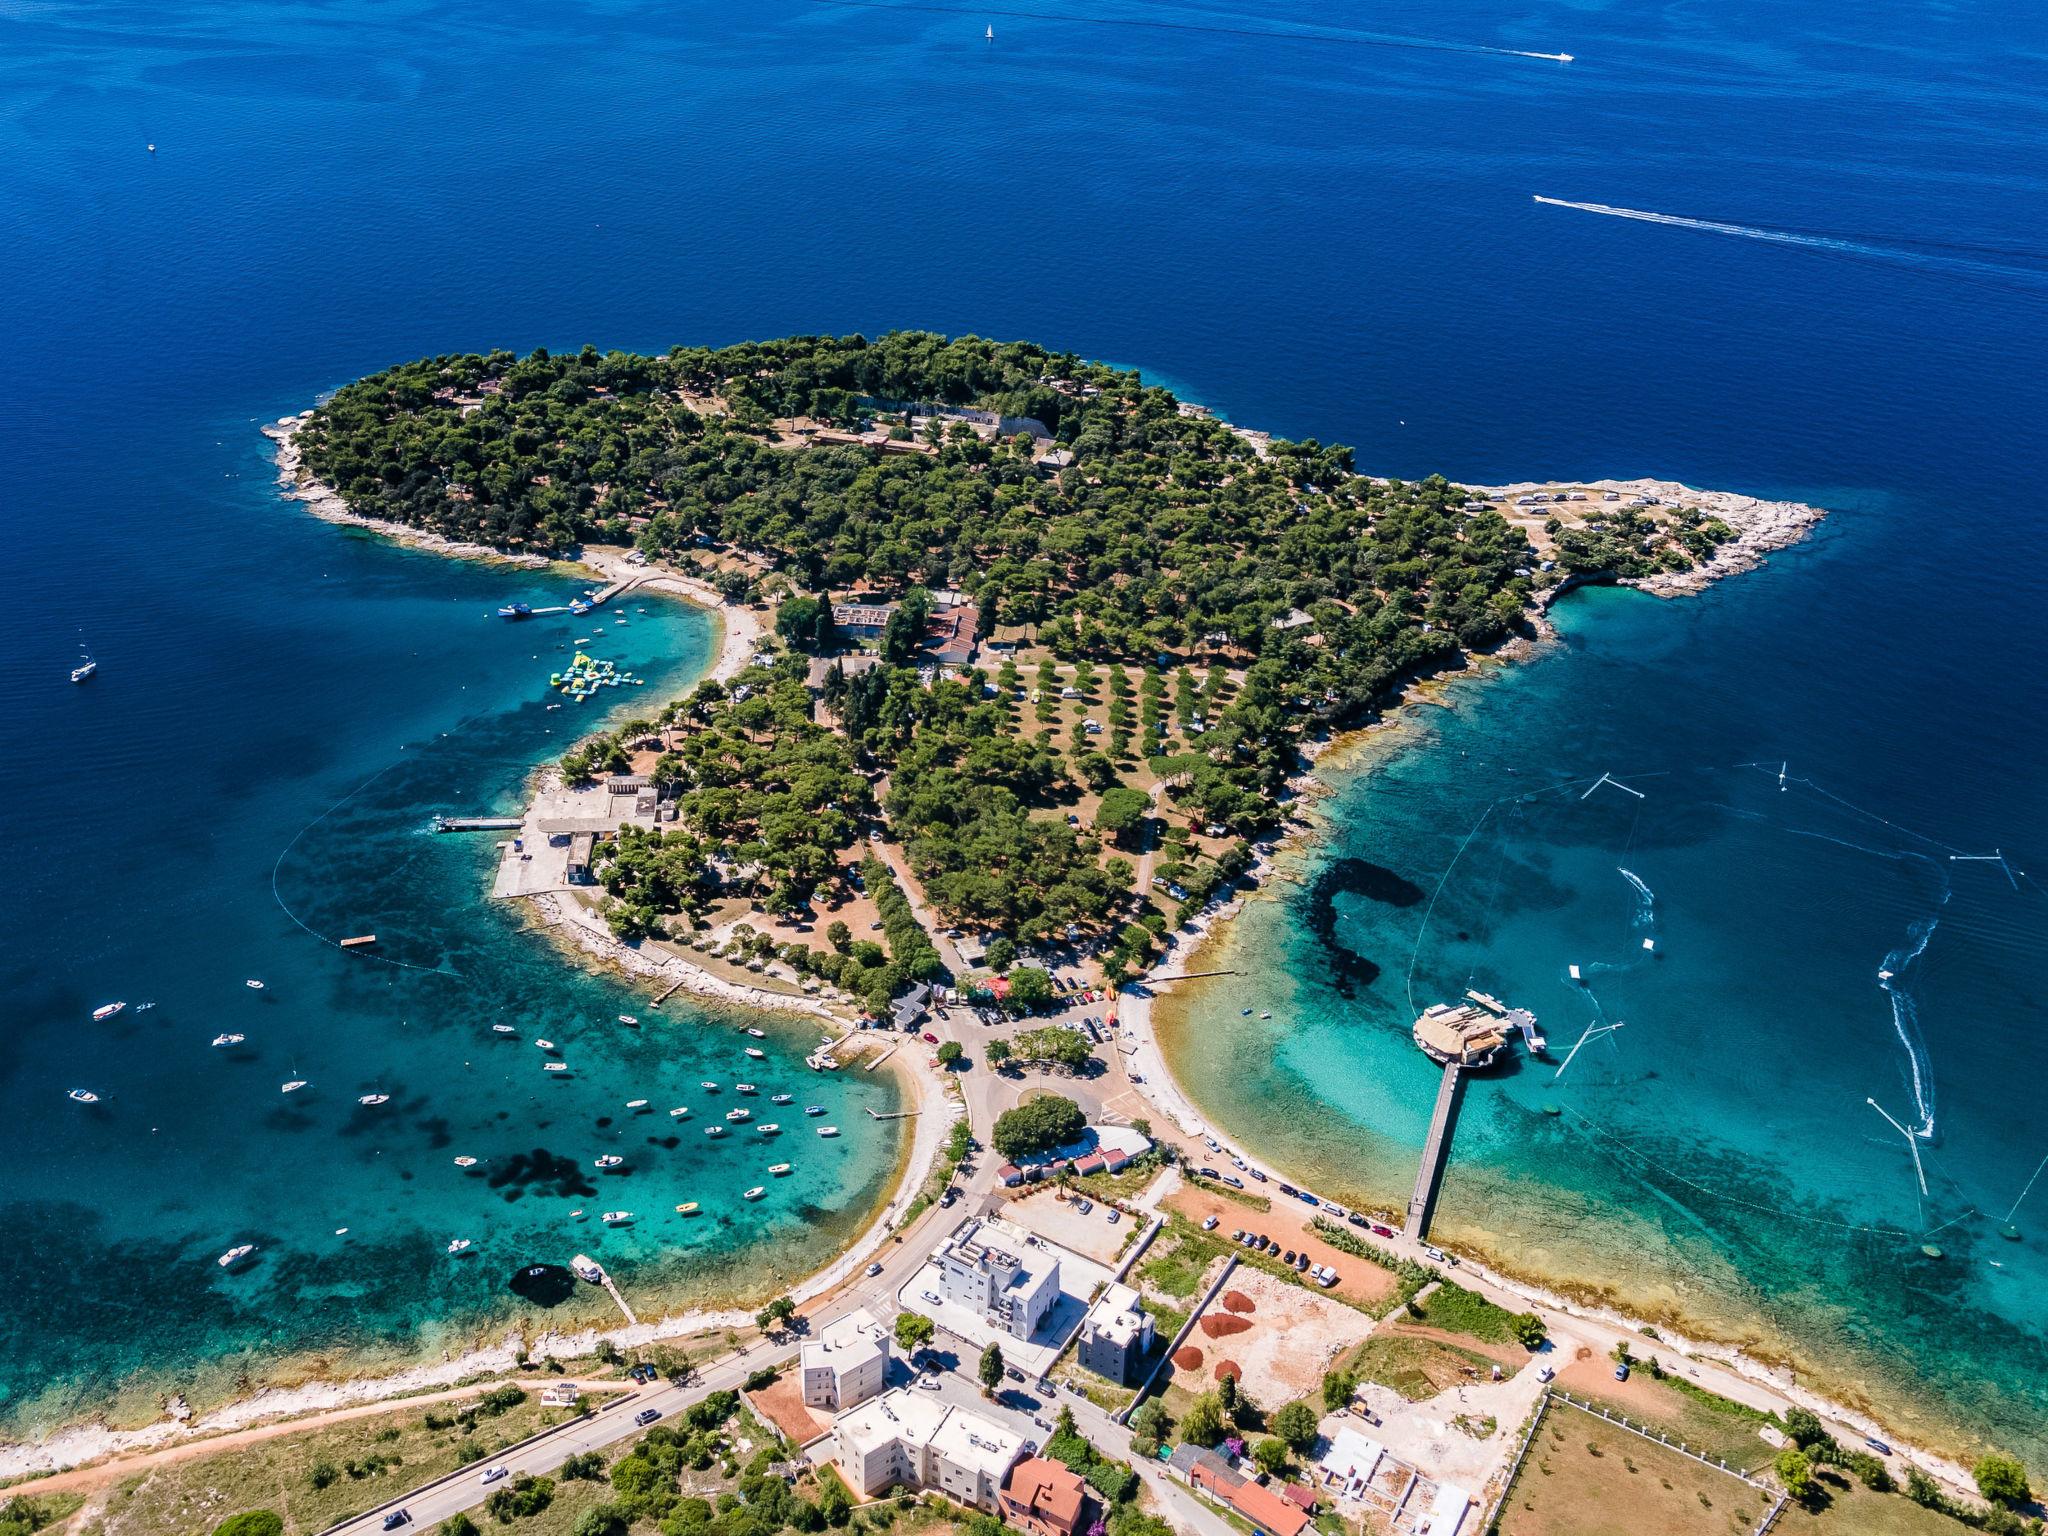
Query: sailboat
[[986, 23, 994, 40], [71, 644, 96, 684]]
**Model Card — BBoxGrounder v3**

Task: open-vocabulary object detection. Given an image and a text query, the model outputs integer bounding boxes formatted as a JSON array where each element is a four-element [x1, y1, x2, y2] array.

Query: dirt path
[[5, 1380, 627, 1502]]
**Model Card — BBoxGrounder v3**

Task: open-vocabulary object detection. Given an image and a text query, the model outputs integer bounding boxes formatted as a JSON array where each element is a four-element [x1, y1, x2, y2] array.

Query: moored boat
[[771, 1093, 793, 1104], [618, 1014, 639, 1025], [625, 1098, 648, 1109], [217, 1244, 255, 1267], [768, 1163, 792, 1176], [669, 1106, 691, 1119], [92, 1002, 126, 1022], [725, 1107, 751, 1123], [536, 1039, 557, 1051], [675, 1202, 701, 1215], [493, 1024, 517, 1034], [594, 1154, 624, 1169], [67, 1088, 100, 1104], [745, 1027, 766, 1039], [357, 1093, 389, 1106], [817, 1125, 840, 1137], [246, 979, 265, 990], [601, 1210, 632, 1225], [744, 1047, 765, 1059], [704, 1125, 727, 1137], [454, 1155, 478, 1167], [700, 1080, 719, 1091], [742, 1186, 765, 1201], [211, 1033, 244, 1047], [759, 1122, 780, 1135], [805, 1105, 827, 1116], [281, 1080, 307, 1093], [736, 1082, 758, 1094], [447, 1238, 473, 1254]]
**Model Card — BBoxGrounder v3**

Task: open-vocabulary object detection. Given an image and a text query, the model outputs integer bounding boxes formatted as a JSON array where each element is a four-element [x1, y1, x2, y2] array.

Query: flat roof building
[[1076, 1281, 1153, 1385], [933, 1217, 1060, 1341], [833, 1388, 1026, 1510], [799, 1306, 889, 1412]]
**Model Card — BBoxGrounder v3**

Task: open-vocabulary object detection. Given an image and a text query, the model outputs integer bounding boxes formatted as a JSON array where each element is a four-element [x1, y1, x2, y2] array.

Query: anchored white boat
[[601, 1210, 632, 1225], [759, 1122, 780, 1136], [699, 1080, 720, 1091], [535, 1039, 557, 1051], [447, 1238, 472, 1254], [669, 1106, 691, 1119], [211, 1033, 244, 1047], [543, 1062, 568, 1073], [745, 1028, 766, 1039], [744, 1047, 765, 1059], [625, 1098, 649, 1109], [771, 1093, 793, 1105], [704, 1125, 727, 1137], [726, 1107, 751, 1122], [594, 1154, 624, 1169], [805, 1105, 827, 1116], [281, 1080, 307, 1093], [92, 1002, 126, 1021], [245, 979, 265, 990], [357, 1094, 389, 1106], [737, 1082, 758, 1094], [742, 1186, 765, 1201], [218, 1244, 255, 1267], [493, 1024, 517, 1034], [817, 1125, 840, 1137], [675, 1201, 701, 1215], [454, 1155, 478, 1167], [618, 1014, 639, 1025], [67, 1088, 99, 1104], [768, 1163, 792, 1176]]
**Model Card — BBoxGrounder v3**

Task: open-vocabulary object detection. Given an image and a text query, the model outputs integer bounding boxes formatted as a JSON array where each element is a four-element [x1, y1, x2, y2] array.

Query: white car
[[1423, 1244, 1447, 1263], [480, 1466, 509, 1485], [1536, 1365, 1555, 1383], [1202, 1215, 1220, 1231], [865, 1262, 884, 1277]]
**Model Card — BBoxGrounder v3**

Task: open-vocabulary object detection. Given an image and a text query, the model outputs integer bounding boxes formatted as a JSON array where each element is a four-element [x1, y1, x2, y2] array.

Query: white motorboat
[[744, 1047, 765, 1059], [768, 1162, 792, 1176], [211, 1033, 244, 1047], [745, 1027, 766, 1039], [447, 1238, 472, 1254], [742, 1186, 765, 1201], [245, 979, 265, 990], [699, 1080, 719, 1091], [725, 1107, 751, 1123], [92, 1002, 126, 1022], [454, 1156, 478, 1167], [218, 1244, 255, 1267], [805, 1105, 827, 1116], [493, 1024, 517, 1034], [625, 1098, 648, 1109], [281, 1080, 307, 1093], [736, 1082, 758, 1094], [817, 1125, 840, 1137], [67, 1088, 100, 1104], [704, 1125, 727, 1137], [758, 1123, 780, 1136], [669, 1106, 691, 1119], [357, 1094, 389, 1106], [771, 1093, 793, 1105], [594, 1154, 624, 1169], [618, 1014, 639, 1025], [543, 1063, 568, 1073], [601, 1210, 631, 1225], [535, 1039, 557, 1051]]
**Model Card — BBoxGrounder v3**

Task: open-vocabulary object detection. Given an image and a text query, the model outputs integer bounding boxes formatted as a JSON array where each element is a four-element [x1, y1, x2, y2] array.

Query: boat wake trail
[[1533, 197, 2048, 290], [1617, 866, 1655, 931], [1880, 909, 1945, 1141]]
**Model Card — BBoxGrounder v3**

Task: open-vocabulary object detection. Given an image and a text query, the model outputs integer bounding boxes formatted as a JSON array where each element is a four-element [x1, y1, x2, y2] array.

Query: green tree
[[1216, 1372, 1237, 1416], [1321, 1370, 1357, 1412], [776, 596, 835, 653], [1094, 786, 1151, 847], [1128, 1401, 1170, 1443], [1251, 1439, 1289, 1477], [559, 1452, 606, 1482], [991, 1095, 1086, 1159], [1975, 1453, 2031, 1509], [936, 1040, 964, 1068], [213, 1516, 283, 1536], [985, 1036, 1013, 1070], [894, 1313, 935, 1351], [443, 1515, 480, 1536], [1508, 1312, 1548, 1349], [1005, 966, 1055, 1009], [979, 1343, 1005, 1397], [1270, 1401, 1319, 1452], [1180, 1393, 1225, 1448], [827, 920, 852, 951], [1774, 1449, 1815, 1504], [985, 937, 1018, 973]]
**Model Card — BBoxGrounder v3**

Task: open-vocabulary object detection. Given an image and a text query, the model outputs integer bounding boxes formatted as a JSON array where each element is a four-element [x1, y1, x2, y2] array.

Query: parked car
[[1283, 1250, 1297, 1265], [382, 1513, 411, 1531], [1295, 1190, 1320, 1206], [1614, 1364, 1630, 1382], [635, 1407, 663, 1426], [1317, 1270, 1339, 1288], [1221, 1174, 1245, 1189], [1204, 1215, 1221, 1231], [865, 1261, 884, 1277], [1248, 1169, 1267, 1183], [1536, 1365, 1555, 1383], [1278, 1182, 1298, 1197], [480, 1467, 509, 1486], [1074, 1198, 1093, 1214], [1423, 1244, 1447, 1263], [1347, 1212, 1370, 1228], [1230, 1227, 1244, 1241], [1107, 1208, 1121, 1224], [1370, 1224, 1394, 1239], [922, 1032, 939, 1044], [1198, 1166, 1222, 1181]]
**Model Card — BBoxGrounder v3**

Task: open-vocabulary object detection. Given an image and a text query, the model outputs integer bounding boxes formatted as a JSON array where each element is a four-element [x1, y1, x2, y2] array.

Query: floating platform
[[339, 935, 377, 949]]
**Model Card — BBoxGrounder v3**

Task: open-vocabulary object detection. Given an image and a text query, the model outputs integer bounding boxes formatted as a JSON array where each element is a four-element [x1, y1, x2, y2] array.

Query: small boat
[[669, 1106, 691, 1119], [134, 1002, 156, 1012], [218, 1244, 255, 1268], [744, 1048, 765, 1060], [745, 1028, 766, 1039], [817, 1125, 840, 1137], [497, 603, 532, 620], [1259, 1011, 1272, 1019], [543, 1062, 568, 1073], [68, 1088, 100, 1104], [281, 1080, 307, 1093], [675, 1202, 701, 1215], [736, 1082, 758, 1094], [211, 1033, 244, 1047], [768, 1163, 792, 1176], [726, 1107, 751, 1123], [447, 1238, 473, 1254], [535, 1039, 557, 1051], [246, 979, 265, 990], [595, 1154, 624, 1169], [492, 1024, 517, 1034], [743, 1186, 765, 1201], [1568, 964, 1582, 981], [626, 1098, 649, 1109], [758, 1123, 780, 1135], [1642, 938, 1656, 951], [570, 1253, 602, 1281], [357, 1093, 389, 1106], [454, 1155, 478, 1167], [805, 1105, 827, 1116], [618, 1014, 639, 1025], [92, 1002, 127, 1022], [704, 1125, 727, 1137], [601, 1210, 632, 1225], [771, 1093, 794, 1105], [71, 646, 97, 684], [700, 1080, 719, 1091], [985, 22, 993, 39]]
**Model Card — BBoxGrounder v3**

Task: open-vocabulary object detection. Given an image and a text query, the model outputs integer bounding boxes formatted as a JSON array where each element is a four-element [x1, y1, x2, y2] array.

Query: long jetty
[[435, 816, 524, 832], [1406, 1062, 1466, 1240]]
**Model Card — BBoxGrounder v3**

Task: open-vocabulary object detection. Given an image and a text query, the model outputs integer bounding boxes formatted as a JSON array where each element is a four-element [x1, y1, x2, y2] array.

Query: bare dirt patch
[[1174, 1345, 1205, 1371], [1163, 1186, 1398, 1310], [1496, 1399, 1762, 1536], [1186, 1264, 1375, 1407], [1222, 1291, 1255, 1313], [1213, 1361, 1241, 1382], [748, 1372, 824, 1446]]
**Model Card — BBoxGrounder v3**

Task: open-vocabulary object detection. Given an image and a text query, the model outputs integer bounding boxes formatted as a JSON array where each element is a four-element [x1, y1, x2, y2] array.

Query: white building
[[800, 1306, 890, 1411], [833, 1387, 1027, 1509], [1075, 1281, 1153, 1385], [933, 1217, 1061, 1341]]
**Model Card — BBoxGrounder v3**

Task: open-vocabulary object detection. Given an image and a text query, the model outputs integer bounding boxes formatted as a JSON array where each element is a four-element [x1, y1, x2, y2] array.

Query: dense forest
[[302, 332, 1571, 985]]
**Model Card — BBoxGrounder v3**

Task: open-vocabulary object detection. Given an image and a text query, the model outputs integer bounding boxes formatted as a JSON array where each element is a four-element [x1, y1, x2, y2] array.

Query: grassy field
[[1563, 1373, 1782, 1472], [1494, 1401, 1766, 1536], [80, 1389, 590, 1536], [1774, 1470, 1986, 1536], [1342, 1332, 1500, 1402], [1406, 1282, 1525, 1347]]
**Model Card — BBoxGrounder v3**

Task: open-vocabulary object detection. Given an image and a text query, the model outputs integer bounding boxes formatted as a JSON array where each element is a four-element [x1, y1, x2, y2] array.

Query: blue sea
[[3, 0, 2043, 1458]]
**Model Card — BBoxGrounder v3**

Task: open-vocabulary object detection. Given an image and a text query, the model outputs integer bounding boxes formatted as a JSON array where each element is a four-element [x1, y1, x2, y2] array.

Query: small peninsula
[[286, 331, 1822, 1011]]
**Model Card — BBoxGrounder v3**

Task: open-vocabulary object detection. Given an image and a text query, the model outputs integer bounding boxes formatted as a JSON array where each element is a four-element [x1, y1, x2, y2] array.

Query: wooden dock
[[865, 1107, 919, 1120], [1147, 968, 1240, 983], [436, 816, 523, 832], [1406, 1062, 1466, 1240]]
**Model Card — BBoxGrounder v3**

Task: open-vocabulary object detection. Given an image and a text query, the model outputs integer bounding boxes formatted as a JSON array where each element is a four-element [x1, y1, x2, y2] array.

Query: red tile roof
[[1002, 1456, 1088, 1536]]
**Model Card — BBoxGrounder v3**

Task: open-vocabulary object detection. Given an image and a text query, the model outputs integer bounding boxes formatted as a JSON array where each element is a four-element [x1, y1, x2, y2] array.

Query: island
[[277, 331, 1822, 1022]]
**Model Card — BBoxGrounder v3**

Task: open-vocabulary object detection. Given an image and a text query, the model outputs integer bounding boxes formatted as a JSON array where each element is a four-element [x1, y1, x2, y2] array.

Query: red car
[[1370, 1224, 1395, 1239], [922, 1032, 939, 1044]]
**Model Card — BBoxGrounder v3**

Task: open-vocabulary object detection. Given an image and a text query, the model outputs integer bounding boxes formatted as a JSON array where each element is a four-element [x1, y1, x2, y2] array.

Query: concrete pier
[[1406, 1062, 1466, 1240]]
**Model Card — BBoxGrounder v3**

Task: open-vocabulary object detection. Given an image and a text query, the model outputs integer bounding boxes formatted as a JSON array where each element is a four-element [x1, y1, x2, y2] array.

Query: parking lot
[[1006, 1186, 1136, 1264]]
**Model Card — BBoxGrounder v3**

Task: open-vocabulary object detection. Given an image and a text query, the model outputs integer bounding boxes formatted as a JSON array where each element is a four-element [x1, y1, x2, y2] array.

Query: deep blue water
[[4, 0, 2044, 1454]]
